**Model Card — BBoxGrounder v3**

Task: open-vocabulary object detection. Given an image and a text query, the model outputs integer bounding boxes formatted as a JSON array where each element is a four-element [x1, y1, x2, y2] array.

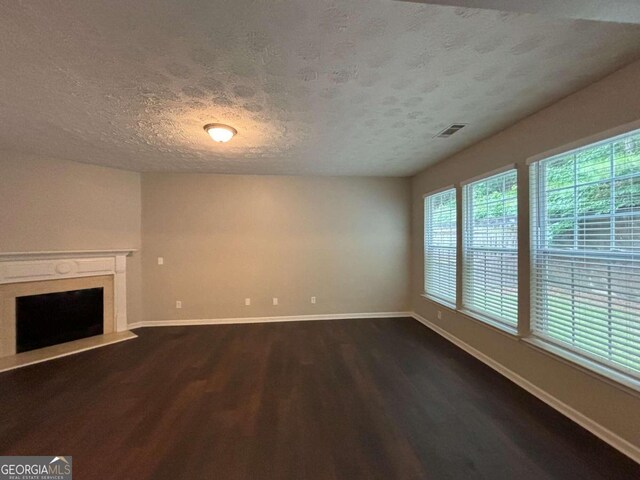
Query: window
[[530, 129, 640, 377], [424, 188, 457, 306], [463, 169, 518, 328]]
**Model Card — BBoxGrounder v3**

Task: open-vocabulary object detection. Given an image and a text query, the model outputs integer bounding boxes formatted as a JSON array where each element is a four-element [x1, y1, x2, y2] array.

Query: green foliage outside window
[[429, 133, 640, 248], [543, 134, 640, 248]]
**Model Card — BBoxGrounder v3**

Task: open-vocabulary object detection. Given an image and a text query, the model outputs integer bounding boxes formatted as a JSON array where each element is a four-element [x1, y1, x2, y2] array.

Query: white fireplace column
[[114, 253, 129, 332]]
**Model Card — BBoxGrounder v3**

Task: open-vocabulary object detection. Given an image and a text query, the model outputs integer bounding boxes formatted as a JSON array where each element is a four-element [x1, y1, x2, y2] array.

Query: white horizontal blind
[[530, 130, 640, 376], [463, 170, 518, 326], [424, 188, 457, 305]]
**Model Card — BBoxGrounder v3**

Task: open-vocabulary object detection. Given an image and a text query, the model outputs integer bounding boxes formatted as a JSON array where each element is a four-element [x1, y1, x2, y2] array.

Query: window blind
[[424, 188, 457, 305], [530, 130, 640, 377], [463, 169, 518, 327]]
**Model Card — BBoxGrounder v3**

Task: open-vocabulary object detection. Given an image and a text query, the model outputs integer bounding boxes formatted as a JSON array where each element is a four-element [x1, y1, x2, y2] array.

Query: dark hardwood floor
[[0, 317, 637, 479]]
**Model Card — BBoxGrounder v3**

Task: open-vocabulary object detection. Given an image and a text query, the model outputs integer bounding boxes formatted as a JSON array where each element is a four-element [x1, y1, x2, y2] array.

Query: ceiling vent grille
[[436, 124, 467, 138]]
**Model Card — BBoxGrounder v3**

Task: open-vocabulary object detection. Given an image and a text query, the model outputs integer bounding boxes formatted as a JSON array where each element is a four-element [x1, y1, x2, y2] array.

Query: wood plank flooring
[[0, 317, 638, 479]]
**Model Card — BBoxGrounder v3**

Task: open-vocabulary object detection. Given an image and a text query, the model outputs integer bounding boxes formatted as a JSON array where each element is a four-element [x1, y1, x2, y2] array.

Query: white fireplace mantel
[[0, 249, 136, 332], [0, 249, 136, 262]]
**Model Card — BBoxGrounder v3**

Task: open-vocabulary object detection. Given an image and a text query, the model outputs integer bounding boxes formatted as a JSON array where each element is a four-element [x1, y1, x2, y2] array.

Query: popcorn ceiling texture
[[1, 0, 640, 176]]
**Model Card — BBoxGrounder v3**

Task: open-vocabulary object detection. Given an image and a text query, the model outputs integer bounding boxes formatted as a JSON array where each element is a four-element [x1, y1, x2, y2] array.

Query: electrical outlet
[[245, 298, 251, 306], [311, 296, 316, 304], [157, 257, 164, 265], [437, 310, 442, 320], [272, 297, 278, 306], [176, 300, 182, 309]]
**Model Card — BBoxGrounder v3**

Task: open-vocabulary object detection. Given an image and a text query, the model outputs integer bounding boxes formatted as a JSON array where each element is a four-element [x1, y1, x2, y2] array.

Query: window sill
[[420, 295, 519, 340], [458, 309, 519, 339], [522, 337, 640, 397], [420, 294, 456, 311]]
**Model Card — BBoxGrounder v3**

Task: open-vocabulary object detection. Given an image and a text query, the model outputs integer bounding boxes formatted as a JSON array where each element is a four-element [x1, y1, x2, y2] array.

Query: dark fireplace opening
[[16, 288, 104, 353]]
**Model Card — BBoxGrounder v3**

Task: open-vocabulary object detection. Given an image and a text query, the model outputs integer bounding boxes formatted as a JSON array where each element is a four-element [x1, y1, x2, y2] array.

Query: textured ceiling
[[1, 0, 640, 176]]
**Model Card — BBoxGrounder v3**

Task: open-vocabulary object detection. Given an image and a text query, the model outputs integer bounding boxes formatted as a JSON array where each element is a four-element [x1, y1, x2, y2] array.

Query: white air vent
[[436, 124, 467, 138]]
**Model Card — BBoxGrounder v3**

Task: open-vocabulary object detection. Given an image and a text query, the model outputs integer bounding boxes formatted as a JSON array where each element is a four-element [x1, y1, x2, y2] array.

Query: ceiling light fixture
[[204, 123, 237, 143]]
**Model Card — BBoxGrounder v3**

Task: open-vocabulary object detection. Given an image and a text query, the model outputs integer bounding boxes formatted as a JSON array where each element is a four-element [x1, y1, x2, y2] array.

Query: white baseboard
[[411, 313, 640, 465], [128, 311, 412, 329]]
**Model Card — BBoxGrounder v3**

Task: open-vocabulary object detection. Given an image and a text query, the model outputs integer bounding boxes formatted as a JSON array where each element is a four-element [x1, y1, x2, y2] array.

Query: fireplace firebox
[[16, 288, 104, 353]]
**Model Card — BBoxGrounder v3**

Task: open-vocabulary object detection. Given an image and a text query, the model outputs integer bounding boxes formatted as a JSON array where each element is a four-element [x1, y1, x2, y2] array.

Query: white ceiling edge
[[0, 148, 416, 178], [396, 0, 640, 24]]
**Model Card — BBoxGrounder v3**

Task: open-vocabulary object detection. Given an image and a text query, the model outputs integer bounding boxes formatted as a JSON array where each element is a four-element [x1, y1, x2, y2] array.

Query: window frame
[[460, 165, 519, 334], [423, 185, 458, 309], [528, 126, 640, 388]]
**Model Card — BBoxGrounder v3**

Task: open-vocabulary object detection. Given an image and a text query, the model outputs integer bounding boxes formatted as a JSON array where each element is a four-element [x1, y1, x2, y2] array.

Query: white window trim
[[528, 123, 640, 394], [422, 184, 455, 199], [423, 186, 457, 308], [461, 308, 519, 333], [462, 167, 519, 330], [526, 118, 640, 166], [460, 163, 516, 186], [421, 293, 456, 310], [458, 309, 519, 337]]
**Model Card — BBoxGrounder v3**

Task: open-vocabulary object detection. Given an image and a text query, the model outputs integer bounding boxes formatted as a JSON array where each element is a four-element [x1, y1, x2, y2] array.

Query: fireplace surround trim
[[0, 249, 136, 335]]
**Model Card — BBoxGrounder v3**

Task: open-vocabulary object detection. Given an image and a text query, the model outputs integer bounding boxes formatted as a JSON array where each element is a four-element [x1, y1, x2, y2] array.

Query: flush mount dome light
[[204, 123, 237, 143]]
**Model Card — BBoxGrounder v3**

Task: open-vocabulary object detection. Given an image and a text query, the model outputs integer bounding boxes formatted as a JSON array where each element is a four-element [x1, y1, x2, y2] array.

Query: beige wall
[[411, 59, 640, 450], [0, 153, 143, 324], [142, 174, 410, 321]]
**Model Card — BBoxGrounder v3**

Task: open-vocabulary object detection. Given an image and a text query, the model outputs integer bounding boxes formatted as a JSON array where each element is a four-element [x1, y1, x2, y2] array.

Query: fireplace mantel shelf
[[0, 249, 137, 261]]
